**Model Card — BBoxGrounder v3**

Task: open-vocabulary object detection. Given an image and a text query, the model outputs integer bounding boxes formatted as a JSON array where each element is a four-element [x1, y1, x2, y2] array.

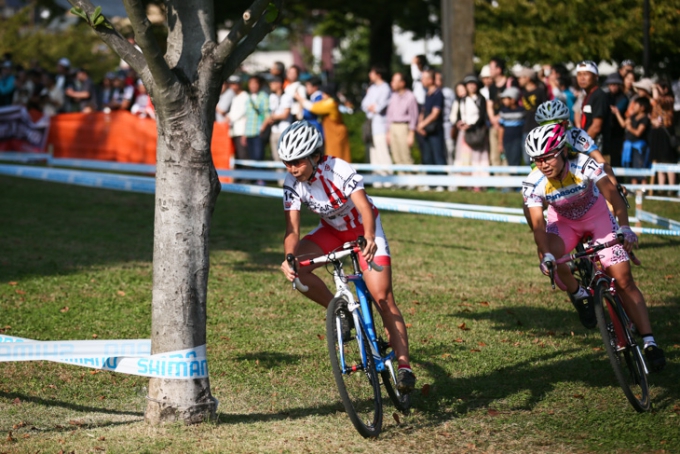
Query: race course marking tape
[[0, 335, 208, 379], [2, 164, 679, 236]]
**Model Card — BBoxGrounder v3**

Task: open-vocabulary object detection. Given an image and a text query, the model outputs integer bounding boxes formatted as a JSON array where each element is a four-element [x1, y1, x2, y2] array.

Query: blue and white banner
[[0, 335, 208, 379], [0, 106, 50, 152]]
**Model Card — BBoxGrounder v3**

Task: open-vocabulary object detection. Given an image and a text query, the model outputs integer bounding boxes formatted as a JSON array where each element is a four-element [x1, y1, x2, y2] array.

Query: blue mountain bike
[[287, 237, 410, 438]]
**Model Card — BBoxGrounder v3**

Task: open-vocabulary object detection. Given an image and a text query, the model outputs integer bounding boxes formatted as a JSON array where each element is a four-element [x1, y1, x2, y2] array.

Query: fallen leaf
[[573, 394, 584, 399], [94, 447, 105, 451], [440, 431, 451, 438], [12, 398, 20, 405], [8, 281, 17, 286], [664, 275, 674, 280], [12, 421, 25, 429], [592, 347, 603, 352], [466, 443, 476, 450], [479, 301, 490, 306], [442, 353, 451, 358], [98, 395, 105, 400], [117, 290, 126, 296], [454, 338, 464, 343], [6, 431, 15, 442], [501, 339, 509, 343], [513, 342, 521, 347], [470, 349, 481, 353], [92, 334, 98, 339], [673, 344, 680, 349], [60, 306, 69, 313], [22, 434, 30, 439], [98, 436, 106, 441], [90, 370, 100, 375], [316, 334, 325, 341], [15, 289, 25, 295], [546, 331, 555, 336], [69, 420, 84, 426], [405, 323, 412, 328], [412, 300, 420, 305], [478, 342, 487, 347], [408, 307, 416, 315], [392, 412, 401, 424], [458, 323, 470, 331], [421, 383, 431, 397], [255, 359, 260, 366], [488, 408, 499, 416], [460, 302, 472, 307]]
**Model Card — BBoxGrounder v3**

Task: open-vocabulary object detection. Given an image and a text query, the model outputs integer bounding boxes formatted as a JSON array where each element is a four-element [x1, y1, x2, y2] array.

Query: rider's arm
[[349, 189, 378, 263], [282, 210, 301, 281], [597, 177, 629, 227], [588, 149, 618, 186], [528, 205, 550, 258]]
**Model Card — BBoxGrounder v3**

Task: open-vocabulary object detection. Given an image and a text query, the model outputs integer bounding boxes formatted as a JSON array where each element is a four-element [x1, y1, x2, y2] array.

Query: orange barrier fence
[[46, 111, 233, 170]]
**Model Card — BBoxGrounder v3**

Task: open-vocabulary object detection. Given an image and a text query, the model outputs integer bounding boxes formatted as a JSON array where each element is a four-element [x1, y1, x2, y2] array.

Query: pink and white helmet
[[525, 124, 567, 159]]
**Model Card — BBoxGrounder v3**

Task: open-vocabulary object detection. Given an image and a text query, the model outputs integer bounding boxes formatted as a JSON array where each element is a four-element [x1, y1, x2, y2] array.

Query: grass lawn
[[1, 175, 679, 453]]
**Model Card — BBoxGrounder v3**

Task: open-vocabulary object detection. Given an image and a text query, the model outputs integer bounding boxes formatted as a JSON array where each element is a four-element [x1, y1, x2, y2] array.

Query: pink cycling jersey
[[522, 153, 628, 268]]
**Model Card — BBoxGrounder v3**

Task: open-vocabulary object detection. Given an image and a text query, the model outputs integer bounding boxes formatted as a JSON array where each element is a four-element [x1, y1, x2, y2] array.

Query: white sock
[[643, 336, 657, 349], [571, 286, 589, 300]]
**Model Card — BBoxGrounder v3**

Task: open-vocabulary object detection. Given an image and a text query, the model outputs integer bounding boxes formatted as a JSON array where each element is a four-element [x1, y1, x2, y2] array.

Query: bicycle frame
[[551, 235, 647, 373], [293, 243, 396, 378]]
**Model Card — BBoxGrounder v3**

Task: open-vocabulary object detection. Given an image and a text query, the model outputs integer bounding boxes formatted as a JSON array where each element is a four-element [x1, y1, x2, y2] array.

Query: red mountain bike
[[546, 233, 651, 412]]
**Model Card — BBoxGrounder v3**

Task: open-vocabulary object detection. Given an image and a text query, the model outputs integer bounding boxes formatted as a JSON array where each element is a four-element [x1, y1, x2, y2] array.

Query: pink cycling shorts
[[546, 195, 629, 269], [303, 215, 391, 271]]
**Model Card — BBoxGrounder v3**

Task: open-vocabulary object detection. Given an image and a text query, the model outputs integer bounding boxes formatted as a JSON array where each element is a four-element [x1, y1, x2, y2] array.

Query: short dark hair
[[307, 76, 322, 87], [272, 61, 285, 74], [635, 96, 651, 113], [392, 71, 411, 87], [370, 65, 389, 82], [489, 57, 506, 73], [415, 54, 429, 69]]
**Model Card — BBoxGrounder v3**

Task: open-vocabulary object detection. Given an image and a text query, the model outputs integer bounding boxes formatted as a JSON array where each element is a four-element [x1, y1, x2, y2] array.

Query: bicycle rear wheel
[[370, 300, 411, 413], [593, 283, 651, 412], [326, 296, 383, 438]]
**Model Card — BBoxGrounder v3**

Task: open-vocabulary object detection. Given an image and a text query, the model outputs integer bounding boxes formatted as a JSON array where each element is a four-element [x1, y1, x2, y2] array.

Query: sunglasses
[[533, 150, 563, 164], [283, 158, 305, 167]]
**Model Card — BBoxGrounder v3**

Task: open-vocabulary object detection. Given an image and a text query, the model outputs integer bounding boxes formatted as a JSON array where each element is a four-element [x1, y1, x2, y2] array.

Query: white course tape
[[0, 152, 50, 163], [644, 195, 680, 203], [0, 335, 208, 379], [636, 209, 680, 231], [50, 158, 156, 174]]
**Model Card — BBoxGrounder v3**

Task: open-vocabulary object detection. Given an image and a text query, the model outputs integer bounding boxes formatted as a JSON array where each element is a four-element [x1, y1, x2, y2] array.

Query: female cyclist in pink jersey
[[522, 124, 665, 371], [278, 120, 416, 392]]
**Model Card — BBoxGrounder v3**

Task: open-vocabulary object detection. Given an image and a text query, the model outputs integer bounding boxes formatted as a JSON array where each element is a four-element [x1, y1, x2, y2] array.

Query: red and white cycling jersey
[[283, 156, 376, 231], [566, 127, 598, 155], [522, 153, 608, 220]]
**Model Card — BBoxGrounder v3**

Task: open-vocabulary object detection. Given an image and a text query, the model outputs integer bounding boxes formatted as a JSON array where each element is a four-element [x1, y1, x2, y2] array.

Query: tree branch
[[220, 0, 282, 78], [123, 0, 176, 89], [67, 0, 147, 75], [214, 0, 273, 65]]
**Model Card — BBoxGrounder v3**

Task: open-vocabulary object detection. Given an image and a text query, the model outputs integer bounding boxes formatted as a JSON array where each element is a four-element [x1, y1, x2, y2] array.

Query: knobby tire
[[593, 282, 651, 412], [326, 296, 383, 438]]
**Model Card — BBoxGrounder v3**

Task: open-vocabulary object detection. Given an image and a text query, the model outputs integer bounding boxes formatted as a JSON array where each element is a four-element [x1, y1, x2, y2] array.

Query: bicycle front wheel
[[326, 296, 383, 438], [593, 283, 651, 412], [370, 300, 411, 413]]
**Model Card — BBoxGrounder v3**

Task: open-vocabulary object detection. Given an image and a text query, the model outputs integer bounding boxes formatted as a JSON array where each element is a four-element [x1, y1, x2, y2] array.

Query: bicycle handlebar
[[286, 253, 309, 292], [286, 236, 383, 293], [547, 233, 640, 291]]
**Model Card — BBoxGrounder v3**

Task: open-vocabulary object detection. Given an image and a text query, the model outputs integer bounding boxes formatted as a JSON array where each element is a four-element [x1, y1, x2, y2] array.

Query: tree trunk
[[144, 101, 221, 425], [368, 11, 393, 69], [442, 0, 475, 85]]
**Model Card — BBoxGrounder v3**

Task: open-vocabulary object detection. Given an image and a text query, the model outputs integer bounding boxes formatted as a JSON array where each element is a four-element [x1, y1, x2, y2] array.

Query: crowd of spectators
[[2, 48, 678, 192], [0, 49, 154, 121]]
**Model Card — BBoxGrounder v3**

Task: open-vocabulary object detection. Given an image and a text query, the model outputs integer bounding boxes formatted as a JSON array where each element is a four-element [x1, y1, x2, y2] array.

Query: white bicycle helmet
[[277, 120, 324, 161], [535, 99, 570, 125], [525, 124, 567, 159]]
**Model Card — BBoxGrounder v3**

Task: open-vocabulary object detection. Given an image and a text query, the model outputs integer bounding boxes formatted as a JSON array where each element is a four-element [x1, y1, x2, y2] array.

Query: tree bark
[[144, 97, 221, 425]]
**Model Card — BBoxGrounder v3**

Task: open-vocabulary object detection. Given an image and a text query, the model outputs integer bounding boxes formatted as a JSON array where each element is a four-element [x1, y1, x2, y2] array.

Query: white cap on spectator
[[480, 64, 491, 78], [500, 86, 521, 100], [58, 58, 70, 67], [576, 60, 599, 76]]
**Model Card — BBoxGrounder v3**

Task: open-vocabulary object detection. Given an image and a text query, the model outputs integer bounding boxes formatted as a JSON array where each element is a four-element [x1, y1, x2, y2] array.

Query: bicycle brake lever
[[616, 184, 630, 209], [548, 263, 555, 290], [286, 254, 309, 292]]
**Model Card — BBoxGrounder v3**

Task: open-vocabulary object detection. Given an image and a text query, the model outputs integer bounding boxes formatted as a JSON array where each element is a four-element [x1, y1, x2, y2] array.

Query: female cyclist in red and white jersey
[[522, 124, 665, 371], [279, 120, 416, 392]]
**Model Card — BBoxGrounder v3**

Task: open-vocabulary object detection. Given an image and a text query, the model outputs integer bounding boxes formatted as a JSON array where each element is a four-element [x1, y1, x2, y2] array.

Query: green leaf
[[94, 5, 102, 18], [70, 7, 88, 21], [265, 4, 279, 23], [94, 15, 105, 26]]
